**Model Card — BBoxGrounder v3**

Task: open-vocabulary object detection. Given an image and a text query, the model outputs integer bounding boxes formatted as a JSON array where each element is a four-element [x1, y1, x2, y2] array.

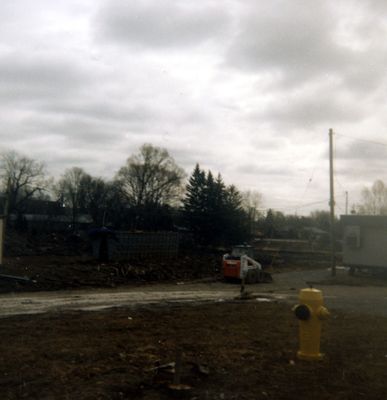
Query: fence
[[105, 231, 179, 260]]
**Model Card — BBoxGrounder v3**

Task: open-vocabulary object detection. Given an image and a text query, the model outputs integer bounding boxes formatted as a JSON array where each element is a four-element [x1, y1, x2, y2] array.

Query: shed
[[341, 215, 387, 269]]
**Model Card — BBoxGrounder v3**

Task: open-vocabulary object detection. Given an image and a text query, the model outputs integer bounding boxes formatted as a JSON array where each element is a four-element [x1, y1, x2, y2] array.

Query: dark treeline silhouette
[[0, 144, 344, 246], [0, 145, 249, 245], [183, 164, 248, 245]]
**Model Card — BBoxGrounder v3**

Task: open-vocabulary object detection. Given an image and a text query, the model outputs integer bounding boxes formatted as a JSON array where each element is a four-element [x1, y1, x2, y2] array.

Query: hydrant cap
[[299, 288, 323, 302], [294, 304, 311, 320]]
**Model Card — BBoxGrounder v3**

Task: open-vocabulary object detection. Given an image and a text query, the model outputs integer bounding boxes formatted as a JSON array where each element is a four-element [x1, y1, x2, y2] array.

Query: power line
[[333, 132, 385, 213], [275, 199, 330, 213], [272, 192, 347, 213], [336, 133, 387, 148], [295, 165, 318, 212], [296, 199, 330, 208], [288, 191, 348, 208], [334, 172, 347, 193], [336, 203, 345, 213]]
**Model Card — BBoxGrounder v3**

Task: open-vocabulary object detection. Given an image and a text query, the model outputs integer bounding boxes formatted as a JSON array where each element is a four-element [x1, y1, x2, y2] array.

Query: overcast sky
[[1, 0, 387, 214]]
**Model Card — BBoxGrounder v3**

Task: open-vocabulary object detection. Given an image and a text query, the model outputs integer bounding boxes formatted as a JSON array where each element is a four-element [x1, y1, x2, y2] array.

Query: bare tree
[[241, 190, 264, 232], [357, 180, 387, 215], [78, 175, 111, 225], [55, 167, 89, 229], [56, 168, 115, 227], [0, 150, 47, 216], [116, 144, 185, 207]]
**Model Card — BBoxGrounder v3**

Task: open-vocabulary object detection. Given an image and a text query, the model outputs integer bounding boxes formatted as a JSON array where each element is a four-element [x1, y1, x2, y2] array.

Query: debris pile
[[0, 252, 222, 293]]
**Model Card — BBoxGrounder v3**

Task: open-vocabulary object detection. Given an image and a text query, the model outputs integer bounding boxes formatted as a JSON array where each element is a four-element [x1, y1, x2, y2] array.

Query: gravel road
[[0, 267, 386, 317]]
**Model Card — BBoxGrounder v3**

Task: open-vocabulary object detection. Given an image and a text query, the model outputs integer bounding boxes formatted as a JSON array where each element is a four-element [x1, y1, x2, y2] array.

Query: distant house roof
[[23, 199, 65, 214], [0, 195, 66, 215], [302, 227, 328, 235], [8, 213, 93, 224]]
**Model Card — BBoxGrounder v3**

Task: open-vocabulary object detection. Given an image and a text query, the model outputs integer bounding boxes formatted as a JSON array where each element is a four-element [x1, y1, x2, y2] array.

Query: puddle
[[255, 298, 272, 302]]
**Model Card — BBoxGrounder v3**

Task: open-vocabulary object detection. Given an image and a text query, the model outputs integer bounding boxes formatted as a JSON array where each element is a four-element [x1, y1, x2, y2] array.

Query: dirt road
[[0, 284, 239, 317], [272, 267, 387, 316], [1, 267, 387, 317]]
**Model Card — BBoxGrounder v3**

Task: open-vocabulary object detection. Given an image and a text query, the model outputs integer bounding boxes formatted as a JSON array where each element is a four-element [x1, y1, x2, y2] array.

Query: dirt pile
[[4, 230, 89, 257], [0, 252, 222, 293]]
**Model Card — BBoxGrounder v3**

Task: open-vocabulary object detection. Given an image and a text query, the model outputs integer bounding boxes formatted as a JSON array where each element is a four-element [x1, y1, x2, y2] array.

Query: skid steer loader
[[222, 245, 272, 284]]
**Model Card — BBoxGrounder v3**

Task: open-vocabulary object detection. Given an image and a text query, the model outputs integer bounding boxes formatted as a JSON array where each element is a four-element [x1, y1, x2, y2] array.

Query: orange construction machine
[[222, 245, 272, 283]]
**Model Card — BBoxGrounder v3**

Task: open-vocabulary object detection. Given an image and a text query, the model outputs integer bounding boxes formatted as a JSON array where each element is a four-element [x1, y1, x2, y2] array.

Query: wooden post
[[329, 129, 336, 277], [1, 179, 10, 267]]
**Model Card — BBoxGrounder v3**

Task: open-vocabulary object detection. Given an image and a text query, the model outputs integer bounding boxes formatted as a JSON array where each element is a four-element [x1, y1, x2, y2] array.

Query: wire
[[333, 132, 387, 211], [275, 199, 330, 213], [334, 172, 347, 193], [336, 203, 345, 213], [277, 192, 348, 213], [336, 133, 387, 148], [332, 132, 347, 194], [295, 166, 318, 211]]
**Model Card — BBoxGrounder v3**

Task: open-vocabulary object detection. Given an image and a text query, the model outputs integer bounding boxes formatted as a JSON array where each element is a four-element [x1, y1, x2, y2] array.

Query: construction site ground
[[2, 255, 387, 399]]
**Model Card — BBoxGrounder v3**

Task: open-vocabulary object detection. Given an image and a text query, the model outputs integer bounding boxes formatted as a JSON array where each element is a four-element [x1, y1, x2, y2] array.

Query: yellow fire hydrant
[[293, 288, 330, 361]]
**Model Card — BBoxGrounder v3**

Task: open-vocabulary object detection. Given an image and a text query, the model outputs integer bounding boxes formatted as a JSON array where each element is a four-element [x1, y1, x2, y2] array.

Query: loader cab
[[223, 244, 272, 283], [231, 245, 254, 258], [223, 245, 255, 280]]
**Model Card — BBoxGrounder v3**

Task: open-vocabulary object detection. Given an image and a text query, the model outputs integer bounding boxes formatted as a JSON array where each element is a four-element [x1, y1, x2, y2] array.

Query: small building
[[341, 215, 387, 270]]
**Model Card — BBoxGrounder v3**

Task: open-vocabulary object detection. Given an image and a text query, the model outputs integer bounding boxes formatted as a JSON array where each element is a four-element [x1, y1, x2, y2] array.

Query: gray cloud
[[260, 92, 365, 129], [0, 0, 386, 214], [95, 0, 231, 49], [225, 0, 387, 100], [0, 53, 91, 105], [336, 140, 387, 162], [225, 2, 347, 81], [45, 101, 155, 126], [236, 163, 295, 177]]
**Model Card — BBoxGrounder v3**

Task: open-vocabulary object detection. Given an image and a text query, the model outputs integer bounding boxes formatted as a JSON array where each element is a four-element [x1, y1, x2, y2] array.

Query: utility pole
[[0, 218, 4, 266], [0, 178, 10, 266], [345, 191, 348, 215], [329, 129, 336, 277]]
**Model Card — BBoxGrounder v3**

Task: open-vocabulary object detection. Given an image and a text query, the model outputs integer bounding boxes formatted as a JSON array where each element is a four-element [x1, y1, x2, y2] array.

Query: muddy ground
[[0, 253, 332, 294], [0, 253, 222, 293], [2, 233, 386, 399], [2, 230, 224, 292], [1, 229, 333, 294], [1, 301, 386, 400]]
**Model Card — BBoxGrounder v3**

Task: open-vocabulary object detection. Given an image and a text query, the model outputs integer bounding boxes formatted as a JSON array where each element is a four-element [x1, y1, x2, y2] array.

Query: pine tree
[[183, 164, 207, 239], [183, 165, 250, 245], [223, 185, 248, 243], [201, 170, 221, 242]]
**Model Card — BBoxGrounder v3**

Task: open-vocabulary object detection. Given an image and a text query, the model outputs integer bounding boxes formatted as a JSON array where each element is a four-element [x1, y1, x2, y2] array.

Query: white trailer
[[342, 215, 387, 272]]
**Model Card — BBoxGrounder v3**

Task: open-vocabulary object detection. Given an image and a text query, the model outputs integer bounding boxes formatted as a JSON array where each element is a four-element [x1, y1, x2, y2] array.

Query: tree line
[[0, 145, 256, 244], [0, 144, 384, 245]]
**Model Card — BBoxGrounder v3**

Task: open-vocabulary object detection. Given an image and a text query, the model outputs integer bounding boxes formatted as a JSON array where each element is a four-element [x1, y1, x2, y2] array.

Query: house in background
[[0, 196, 92, 232]]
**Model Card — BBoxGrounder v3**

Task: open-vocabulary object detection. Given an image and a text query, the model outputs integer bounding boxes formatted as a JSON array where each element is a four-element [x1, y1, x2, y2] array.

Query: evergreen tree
[[201, 171, 224, 242], [183, 164, 207, 239], [223, 185, 248, 243], [183, 165, 249, 245]]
